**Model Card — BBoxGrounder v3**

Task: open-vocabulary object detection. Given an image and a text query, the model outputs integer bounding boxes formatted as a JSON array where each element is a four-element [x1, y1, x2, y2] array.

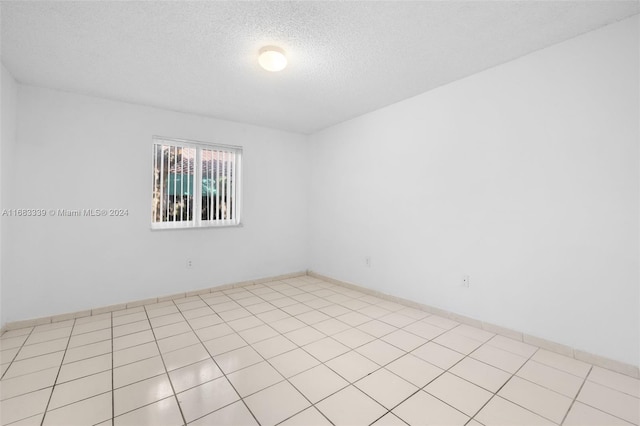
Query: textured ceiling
[[1, 1, 638, 134]]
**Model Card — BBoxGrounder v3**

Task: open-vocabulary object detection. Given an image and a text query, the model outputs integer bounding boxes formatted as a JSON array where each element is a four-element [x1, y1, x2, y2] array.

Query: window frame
[[150, 136, 243, 230]]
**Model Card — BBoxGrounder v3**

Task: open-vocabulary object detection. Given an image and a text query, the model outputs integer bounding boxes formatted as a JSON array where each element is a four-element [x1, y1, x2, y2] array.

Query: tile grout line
[[238, 303, 339, 426], [0, 282, 505, 419], [0, 326, 36, 381], [3, 338, 112, 383], [408, 344, 516, 426], [237, 283, 344, 426], [210, 281, 346, 425], [295, 281, 617, 426], [192, 280, 460, 425], [270, 282, 460, 425], [554, 365, 640, 426], [0, 310, 536, 422], [413, 329, 583, 425], [255, 283, 433, 402], [170, 296, 263, 426], [313, 272, 640, 380], [466, 346, 541, 425], [140, 303, 188, 426], [559, 364, 592, 425], [356, 338, 475, 425], [581, 375, 640, 399], [400, 336, 510, 416], [38, 317, 78, 426], [214, 280, 343, 425], [2, 277, 635, 426], [26, 366, 112, 412], [293, 308, 530, 424], [2, 327, 120, 421], [0, 273, 309, 333], [4, 271, 638, 380], [238, 282, 426, 425], [258, 279, 639, 424]]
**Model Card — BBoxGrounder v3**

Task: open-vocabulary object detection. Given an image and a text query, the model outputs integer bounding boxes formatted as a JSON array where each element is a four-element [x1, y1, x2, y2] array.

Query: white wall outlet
[[462, 275, 470, 288], [365, 256, 371, 267], [186, 259, 193, 269]]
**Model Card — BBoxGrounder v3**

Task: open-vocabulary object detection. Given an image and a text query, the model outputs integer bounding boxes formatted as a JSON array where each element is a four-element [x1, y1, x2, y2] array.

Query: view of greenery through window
[[152, 139, 241, 228]]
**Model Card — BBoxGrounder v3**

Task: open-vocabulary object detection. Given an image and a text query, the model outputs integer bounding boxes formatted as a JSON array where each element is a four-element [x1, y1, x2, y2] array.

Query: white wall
[[309, 16, 639, 365], [2, 85, 308, 324], [1, 64, 18, 327], [2, 16, 637, 367]]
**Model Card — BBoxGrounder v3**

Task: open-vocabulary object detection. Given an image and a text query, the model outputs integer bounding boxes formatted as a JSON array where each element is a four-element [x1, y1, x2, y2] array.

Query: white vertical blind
[[231, 152, 236, 220], [221, 150, 226, 220], [207, 149, 213, 221], [215, 150, 220, 221], [186, 148, 190, 221], [172, 146, 176, 221], [225, 151, 231, 220], [160, 145, 167, 221], [152, 144, 158, 222], [194, 147, 202, 224], [179, 146, 183, 222], [152, 137, 242, 229]]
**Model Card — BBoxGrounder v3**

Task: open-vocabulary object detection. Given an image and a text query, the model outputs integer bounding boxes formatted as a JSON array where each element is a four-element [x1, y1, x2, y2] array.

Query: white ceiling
[[1, 1, 638, 134]]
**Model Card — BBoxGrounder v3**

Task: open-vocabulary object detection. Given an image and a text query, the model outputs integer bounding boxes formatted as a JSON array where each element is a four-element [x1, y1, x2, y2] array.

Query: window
[[151, 137, 242, 229]]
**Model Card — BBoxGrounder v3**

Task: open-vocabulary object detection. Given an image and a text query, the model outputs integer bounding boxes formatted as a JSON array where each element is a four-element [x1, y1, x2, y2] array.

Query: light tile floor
[[0, 275, 638, 426]]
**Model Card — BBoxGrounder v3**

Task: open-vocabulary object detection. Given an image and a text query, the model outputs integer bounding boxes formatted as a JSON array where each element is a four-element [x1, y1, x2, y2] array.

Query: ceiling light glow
[[259, 46, 287, 72]]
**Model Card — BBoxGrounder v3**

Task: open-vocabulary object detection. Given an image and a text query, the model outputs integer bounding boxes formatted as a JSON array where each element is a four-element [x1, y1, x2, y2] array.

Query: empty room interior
[[0, 1, 638, 425]]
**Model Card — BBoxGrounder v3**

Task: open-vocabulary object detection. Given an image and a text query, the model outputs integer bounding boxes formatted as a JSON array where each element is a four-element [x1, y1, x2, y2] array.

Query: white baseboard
[[0, 271, 306, 332], [307, 270, 640, 379], [3, 269, 637, 379]]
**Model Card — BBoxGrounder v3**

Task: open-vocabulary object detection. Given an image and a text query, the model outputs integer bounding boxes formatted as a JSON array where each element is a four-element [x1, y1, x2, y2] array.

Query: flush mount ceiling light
[[258, 46, 287, 72]]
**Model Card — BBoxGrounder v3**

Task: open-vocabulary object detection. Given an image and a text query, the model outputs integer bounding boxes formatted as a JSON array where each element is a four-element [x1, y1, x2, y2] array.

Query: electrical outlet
[[186, 259, 193, 269], [462, 275, 470, 288], [365, 256, 371, 267]]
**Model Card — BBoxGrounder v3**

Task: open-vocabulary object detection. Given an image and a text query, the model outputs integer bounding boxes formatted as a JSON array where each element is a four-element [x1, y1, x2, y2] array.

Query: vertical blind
[[151, 137, 242, 229]]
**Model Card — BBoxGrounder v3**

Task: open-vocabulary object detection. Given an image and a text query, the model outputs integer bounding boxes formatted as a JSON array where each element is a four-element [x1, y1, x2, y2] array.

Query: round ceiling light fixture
[[258, 46, 287, 72]]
